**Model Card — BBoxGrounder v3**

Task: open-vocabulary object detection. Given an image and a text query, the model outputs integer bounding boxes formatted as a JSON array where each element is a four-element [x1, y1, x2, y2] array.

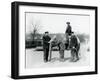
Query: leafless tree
[[30, 19, 42, 40]]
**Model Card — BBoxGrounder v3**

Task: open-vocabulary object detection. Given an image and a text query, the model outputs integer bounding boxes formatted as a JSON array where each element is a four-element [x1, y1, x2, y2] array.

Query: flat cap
[[66, 22, 70, 24]]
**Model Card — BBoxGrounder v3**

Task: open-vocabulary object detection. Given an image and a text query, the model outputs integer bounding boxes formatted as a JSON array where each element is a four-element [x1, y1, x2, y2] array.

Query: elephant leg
[[76, 45, 80, 61], [71, 49, 77, 62], [71, 50, 74, 61], [76, 51, 79, 61], [59, 50, 64, 62]]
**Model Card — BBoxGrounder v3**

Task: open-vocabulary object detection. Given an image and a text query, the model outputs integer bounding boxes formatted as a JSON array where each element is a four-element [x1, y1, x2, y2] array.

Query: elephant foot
[[70, 58, 74, 62], [59, 58, 65, 62]]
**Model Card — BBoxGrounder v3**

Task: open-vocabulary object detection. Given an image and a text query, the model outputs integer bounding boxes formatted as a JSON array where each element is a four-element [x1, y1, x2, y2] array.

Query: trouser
[[44, 48, 49, 62], [65, 33, 71, 49], [71, 44, 80, 60], [75, 44, 80, 59], [71, 49, 79, 60]]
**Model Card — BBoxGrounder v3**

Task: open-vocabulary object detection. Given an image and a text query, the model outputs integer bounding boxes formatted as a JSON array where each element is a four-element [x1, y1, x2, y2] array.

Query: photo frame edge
[[11, 2, 19, 79], [11, 1, 98, 79]]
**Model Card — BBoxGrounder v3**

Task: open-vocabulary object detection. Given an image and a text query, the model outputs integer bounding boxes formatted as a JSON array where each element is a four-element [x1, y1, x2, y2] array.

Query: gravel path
[[26, 43, 90, 69]]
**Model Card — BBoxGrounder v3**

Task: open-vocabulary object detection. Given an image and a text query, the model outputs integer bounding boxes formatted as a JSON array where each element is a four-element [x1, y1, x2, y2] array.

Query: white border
[[19, 5, 95, 76]]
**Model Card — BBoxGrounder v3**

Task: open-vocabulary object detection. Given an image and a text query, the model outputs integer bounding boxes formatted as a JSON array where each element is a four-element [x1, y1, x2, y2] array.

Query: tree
[[30, 19, 42, 40]]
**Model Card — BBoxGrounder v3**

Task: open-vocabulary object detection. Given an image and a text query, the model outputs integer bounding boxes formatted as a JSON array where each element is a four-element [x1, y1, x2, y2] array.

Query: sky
[[26, 12, 90, 34]]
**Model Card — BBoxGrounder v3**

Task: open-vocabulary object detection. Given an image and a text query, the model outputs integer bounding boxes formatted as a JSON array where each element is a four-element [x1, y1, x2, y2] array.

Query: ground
[[25, 43, 90, 69]]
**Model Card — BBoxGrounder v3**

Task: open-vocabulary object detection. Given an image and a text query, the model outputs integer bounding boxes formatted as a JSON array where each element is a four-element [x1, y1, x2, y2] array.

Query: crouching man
[[69, 32, 80, 62]]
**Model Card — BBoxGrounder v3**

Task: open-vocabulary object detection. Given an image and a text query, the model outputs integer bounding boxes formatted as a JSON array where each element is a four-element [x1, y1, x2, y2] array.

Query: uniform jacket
[[43, 35, 51, 49], [65, 25, 72, 35], [70, 34, 80, 48]]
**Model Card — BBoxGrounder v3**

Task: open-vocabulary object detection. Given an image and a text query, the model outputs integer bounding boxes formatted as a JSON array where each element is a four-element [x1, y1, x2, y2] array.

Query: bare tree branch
[[30, 19, 42, 40]]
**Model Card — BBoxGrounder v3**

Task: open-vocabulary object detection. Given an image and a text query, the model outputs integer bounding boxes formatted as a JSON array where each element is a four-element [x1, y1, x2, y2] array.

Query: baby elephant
[[58, 41, 65, 62]]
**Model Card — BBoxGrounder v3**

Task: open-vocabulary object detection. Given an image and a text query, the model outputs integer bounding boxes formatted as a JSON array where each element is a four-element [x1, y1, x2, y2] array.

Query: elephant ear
[[56, 34, 66, 43]]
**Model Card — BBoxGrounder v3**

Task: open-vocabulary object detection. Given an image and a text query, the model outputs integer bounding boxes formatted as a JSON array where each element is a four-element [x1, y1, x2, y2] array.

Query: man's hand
[[48, 40, 52, 43]]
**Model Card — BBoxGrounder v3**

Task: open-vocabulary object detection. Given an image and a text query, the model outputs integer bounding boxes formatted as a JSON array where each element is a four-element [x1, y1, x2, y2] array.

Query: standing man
[[65, 22, 72, 49], [42, 31, 51, 62]]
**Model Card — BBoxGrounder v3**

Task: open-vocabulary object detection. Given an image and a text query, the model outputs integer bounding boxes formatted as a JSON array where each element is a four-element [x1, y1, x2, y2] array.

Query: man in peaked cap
[[65, 22, 72, 36], [65, 22, 72, 49], [42, 31, 51, 62], [69, 32, 80, 62]]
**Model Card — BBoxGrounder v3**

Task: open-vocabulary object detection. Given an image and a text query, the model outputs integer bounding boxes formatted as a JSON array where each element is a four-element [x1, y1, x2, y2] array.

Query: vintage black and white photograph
[[11, 2, 97, 79], [25, 12, 90, 68]]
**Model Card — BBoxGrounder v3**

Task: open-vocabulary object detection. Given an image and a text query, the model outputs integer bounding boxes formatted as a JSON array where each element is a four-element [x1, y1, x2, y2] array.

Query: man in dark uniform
[[65, 22, 72, 36], [42, 31, 51, 62], [69, 32, 80, 62], [65, 22, 72, 49]]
